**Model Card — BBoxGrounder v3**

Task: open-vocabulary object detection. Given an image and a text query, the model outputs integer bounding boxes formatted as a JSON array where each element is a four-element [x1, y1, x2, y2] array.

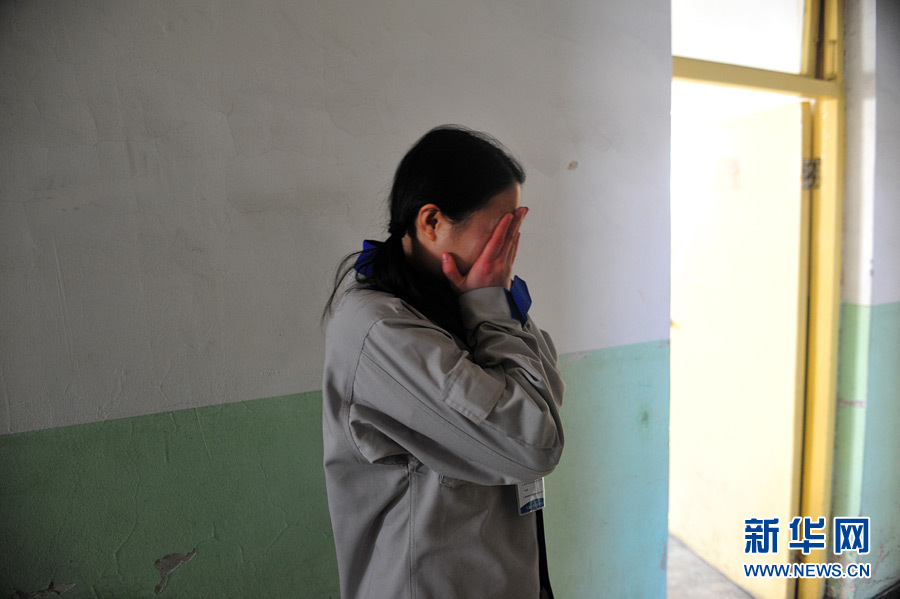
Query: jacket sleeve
[[347, 286, 565, 486]]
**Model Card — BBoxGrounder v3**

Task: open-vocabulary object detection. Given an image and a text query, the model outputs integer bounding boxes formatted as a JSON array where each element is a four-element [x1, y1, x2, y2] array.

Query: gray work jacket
[[322, 283, 565, 599]]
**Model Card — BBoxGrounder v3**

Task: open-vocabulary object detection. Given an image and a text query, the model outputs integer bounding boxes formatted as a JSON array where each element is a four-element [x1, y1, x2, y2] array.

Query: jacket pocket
[[438, 474, 480, 488]]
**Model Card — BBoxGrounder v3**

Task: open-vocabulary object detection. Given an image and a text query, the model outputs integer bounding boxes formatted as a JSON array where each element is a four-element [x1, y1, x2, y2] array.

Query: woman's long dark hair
[[323, 125, 525, 338]]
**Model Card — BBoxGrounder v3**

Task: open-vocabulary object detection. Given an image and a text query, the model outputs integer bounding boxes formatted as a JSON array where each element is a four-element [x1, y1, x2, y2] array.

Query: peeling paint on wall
[[12, 582, 74, 599], [154, 548, 196, 594], [0, 391, 341, 597]]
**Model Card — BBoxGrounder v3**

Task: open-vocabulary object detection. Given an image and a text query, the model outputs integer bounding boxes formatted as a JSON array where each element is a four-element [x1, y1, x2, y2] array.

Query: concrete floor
[[667, 534, 755, 599]]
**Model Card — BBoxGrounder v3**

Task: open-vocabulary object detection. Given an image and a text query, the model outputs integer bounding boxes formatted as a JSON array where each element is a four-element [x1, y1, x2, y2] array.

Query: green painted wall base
[[1, 340, 670, 598], [831, 301, 900, 599], [546, 340, 670, 599], [0, 392, 340, 598], [858, 302, 900, 599]]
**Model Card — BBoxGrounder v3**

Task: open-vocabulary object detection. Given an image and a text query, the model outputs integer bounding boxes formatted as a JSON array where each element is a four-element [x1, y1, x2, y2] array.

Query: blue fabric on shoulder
[[506, 275, 532, 324], [353, 239, 380, 277]]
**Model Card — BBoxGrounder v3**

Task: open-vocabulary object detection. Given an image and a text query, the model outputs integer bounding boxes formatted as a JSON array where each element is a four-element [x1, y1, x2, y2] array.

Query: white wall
[[872, 0, 900, 305], [844, 0, 900, 306], [843, 0, 877, 306], [0, 0, 670, 434]]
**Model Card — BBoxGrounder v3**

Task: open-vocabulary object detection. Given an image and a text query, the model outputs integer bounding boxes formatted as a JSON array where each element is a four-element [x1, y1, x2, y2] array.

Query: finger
[[500, 232, 520, 289], [514, 206, 528, 230], [503, 208, 526, 259], [481, 213, 514, 262], [493, 208, 525, 263], [505, 207, 527, 248], [441, 252, 464, 289], [508, 231, 520, 268]]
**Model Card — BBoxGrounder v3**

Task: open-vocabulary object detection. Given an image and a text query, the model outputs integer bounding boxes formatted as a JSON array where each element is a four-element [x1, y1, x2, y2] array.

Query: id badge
[[516, 478, 545, 515]]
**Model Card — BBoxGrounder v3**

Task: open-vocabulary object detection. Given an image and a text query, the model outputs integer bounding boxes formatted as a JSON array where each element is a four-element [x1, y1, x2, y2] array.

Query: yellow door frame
[[672, 2, 845, 598], [798, 2, 845, 598]]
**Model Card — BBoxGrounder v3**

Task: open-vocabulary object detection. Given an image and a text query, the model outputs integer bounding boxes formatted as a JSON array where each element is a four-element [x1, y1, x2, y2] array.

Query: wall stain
[[155, 548, 197, 594], [639, 408, 650, 432], [562, 352, 590, 366], [838, 398, 866, 409]]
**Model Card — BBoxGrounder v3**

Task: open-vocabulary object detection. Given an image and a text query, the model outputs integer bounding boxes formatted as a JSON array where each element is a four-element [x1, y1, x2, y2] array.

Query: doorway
[[668, 2, 845, 598], [669, 81, 812, 599]]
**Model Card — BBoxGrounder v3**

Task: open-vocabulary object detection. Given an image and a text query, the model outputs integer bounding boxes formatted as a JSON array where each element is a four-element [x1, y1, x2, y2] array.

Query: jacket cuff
[[458, 286, 515, 330]]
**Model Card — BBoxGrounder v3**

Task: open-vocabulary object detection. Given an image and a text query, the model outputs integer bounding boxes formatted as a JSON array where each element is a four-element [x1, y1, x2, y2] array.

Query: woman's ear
[[415, 204, 443, 242]]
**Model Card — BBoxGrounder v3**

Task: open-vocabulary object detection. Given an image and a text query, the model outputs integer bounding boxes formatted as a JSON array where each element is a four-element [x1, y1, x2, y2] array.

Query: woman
[[322, 125, 565, 599]]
